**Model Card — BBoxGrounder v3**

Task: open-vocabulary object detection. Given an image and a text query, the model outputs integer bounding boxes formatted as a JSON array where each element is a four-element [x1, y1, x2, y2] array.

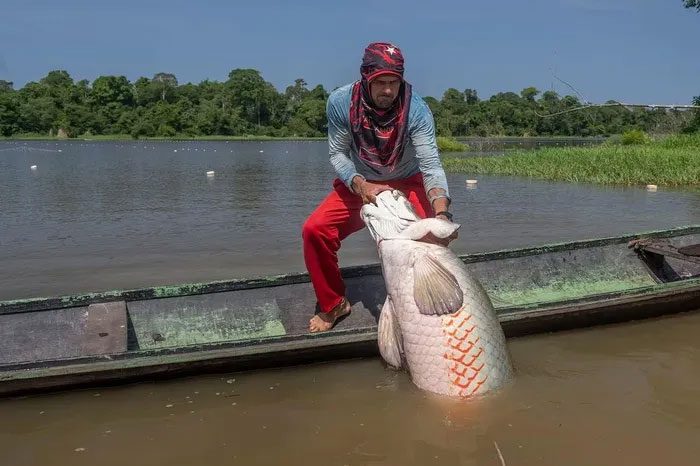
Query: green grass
[[443, 133, 700, 187], [437, 136, 468, 152], [656, 132, 700, 149]]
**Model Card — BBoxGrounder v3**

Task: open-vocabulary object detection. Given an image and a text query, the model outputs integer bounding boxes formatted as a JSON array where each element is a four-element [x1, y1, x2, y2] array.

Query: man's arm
[[409, 101, 452, 219], [327, 93, 364, 192]]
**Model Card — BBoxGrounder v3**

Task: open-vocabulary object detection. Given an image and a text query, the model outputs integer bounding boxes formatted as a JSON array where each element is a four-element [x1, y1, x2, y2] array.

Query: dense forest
[[0, 69, 697, 139]]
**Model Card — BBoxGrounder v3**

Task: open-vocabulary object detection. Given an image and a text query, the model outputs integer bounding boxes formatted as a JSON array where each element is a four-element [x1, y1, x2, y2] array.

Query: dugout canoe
[[1, 225, 699, 397]]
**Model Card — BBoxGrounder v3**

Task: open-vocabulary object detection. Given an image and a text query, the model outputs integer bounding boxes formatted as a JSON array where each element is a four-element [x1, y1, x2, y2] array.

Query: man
[[302, 42, 454, 333]]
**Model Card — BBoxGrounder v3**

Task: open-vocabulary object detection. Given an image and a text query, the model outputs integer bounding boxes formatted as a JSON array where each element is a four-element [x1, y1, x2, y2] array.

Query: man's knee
[[302, 215, 327, 242]]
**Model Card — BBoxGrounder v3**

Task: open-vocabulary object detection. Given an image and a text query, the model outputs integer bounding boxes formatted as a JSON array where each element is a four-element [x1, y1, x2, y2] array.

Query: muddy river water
[[1, 140, 699, 465], [1, 310, 699, 466]]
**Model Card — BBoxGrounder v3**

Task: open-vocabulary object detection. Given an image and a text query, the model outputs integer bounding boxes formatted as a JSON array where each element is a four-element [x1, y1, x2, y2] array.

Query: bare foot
[[309, 298, 351, 333]]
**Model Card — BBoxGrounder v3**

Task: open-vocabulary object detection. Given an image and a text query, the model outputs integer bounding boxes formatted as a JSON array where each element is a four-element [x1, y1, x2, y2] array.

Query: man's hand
[[352, 176, 393, 205]]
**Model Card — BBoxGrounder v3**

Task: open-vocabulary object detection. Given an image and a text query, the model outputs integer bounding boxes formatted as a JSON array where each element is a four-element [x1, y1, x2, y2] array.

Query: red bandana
[[349, 42, 412, 175]]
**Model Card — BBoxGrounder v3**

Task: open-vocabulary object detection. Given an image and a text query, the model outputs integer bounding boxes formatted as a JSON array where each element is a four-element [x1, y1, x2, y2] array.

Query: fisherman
[[302, 42, 455, 332]]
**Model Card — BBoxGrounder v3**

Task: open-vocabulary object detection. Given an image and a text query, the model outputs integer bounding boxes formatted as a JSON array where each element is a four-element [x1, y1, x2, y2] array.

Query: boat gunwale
[[2, 224, 699, 315], [2, 277, 699, 380], [0, 326, 380, 381]]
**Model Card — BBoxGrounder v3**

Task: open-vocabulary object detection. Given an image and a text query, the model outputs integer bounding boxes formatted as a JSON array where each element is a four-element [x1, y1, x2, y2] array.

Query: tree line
[[0, 69, 697, 139]]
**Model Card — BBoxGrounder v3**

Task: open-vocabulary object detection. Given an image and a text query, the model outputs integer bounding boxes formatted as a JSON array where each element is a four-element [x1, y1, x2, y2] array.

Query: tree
[[91, 76, 134, 106], [0, 66, 691, 138], [40, 70, 73, 89], [422, 96, 441, 115], [18, 96, 58, 133], [683, 95, 700, 133], [684, 0, 699, 11], [152, 73, 178, 102], [0, 92, 19, 135], [177, 83, 201, 105], [285, 78, 310, 107], [197, 80, 225, 101], [33, 70, 74, 111], [226, 68, 279, 130], [286, 86, 327, 136], [520, 87, 539, 102], [441, 88, 467, 114], [133, 77, 156, 106], [464, 88, 479, 105]]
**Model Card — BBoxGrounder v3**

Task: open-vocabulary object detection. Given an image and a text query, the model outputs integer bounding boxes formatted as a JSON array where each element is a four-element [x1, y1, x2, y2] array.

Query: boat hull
[[1, 225, 699, 397]]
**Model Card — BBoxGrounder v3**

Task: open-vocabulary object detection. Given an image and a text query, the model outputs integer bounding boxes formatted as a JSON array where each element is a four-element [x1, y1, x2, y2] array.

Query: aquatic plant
[[437, 136, 468, 152], [620, 129, 651, 145], [442, 134, 700, 187]]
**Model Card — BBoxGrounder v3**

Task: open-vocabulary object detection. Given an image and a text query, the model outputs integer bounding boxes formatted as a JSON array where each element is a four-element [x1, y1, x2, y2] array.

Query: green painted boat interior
[[480, 245, 660, 309], [1, 226, 699, 370]]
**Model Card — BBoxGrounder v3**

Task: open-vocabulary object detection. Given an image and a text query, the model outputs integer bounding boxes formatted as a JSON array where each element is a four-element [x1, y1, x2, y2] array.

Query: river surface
[[2, 140, 699, 466], [1, 310, 698, 466], [1, 140, 698, 300]]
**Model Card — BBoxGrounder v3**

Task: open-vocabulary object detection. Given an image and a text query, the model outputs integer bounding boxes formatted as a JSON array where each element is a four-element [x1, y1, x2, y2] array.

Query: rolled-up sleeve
[[410, 102, 450, 198], [327, 93, 362, 190]]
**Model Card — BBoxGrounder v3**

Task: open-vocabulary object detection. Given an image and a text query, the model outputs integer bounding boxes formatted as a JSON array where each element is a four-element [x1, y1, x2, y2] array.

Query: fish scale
[[363, 190, 514, 398]]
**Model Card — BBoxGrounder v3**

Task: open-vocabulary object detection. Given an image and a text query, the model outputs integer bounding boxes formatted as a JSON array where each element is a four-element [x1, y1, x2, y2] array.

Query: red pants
[[302, 173, 433, 313]]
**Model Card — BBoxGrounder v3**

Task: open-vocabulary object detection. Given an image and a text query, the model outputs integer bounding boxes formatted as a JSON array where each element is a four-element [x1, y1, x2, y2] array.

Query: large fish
[[361, 190, 514, 398]]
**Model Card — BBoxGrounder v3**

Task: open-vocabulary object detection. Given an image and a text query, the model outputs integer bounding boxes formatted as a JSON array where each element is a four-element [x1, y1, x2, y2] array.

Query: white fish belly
[[380, 240, 513, 398]]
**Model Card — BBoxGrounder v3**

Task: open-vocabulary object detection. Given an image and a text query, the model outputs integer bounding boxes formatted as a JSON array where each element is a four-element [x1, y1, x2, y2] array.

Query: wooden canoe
[[1, 225, 699, 397]]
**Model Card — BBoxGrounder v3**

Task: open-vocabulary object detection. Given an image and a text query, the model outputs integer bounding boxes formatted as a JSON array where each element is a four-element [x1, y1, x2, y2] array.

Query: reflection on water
[[0, 310, 698, 466], [0, 140, 698, 300]]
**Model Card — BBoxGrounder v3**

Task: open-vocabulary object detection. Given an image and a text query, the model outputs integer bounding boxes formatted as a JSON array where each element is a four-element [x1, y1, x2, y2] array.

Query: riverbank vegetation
[[442, 133, 700, 187], [1, 70, 697, 139], [437, 136, 468, 152]]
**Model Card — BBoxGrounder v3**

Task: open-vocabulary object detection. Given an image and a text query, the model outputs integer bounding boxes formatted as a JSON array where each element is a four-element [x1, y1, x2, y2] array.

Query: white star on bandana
[[386, 46, 396, 55]]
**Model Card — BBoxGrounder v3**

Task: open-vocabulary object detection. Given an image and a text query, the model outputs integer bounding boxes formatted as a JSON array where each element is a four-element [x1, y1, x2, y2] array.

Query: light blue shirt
[[327, 83, 450, 198]]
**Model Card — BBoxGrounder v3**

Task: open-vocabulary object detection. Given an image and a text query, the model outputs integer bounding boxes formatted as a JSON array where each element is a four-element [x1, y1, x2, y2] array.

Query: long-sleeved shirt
[[327, 83, 450, 198]]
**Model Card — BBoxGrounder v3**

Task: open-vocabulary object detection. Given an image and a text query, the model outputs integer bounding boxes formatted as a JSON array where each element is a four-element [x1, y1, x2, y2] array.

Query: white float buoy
[[646, 184, 658, 192], [465, 179, 478, 185], [30, 165, 37, 170], [259, 150, 264, 153], [206, 171, 215, 177], [173, 149, 178, 152]]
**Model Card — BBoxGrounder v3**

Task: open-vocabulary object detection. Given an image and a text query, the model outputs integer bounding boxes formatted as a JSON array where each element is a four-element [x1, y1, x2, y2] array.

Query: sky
[[1, 0, 698, 104]]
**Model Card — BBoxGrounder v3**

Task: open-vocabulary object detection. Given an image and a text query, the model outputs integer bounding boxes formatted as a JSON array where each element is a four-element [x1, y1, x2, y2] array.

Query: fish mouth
[[361, 190, 420, 242], [360, 204, 383, 243]]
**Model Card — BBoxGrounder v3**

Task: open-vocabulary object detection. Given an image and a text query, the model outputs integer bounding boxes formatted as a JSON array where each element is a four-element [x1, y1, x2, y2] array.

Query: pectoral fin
[[413, 250, 463, 316], [378, 297, 404, 369]]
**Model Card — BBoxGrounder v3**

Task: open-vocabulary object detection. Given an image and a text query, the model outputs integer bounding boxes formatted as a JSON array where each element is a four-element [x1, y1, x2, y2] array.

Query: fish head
[[360, 190, 420, 242]]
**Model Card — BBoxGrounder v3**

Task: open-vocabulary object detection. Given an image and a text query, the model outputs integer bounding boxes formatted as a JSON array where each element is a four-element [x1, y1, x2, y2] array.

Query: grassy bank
[[437, 136, 468, 152], [442, 133, 700, 187]]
